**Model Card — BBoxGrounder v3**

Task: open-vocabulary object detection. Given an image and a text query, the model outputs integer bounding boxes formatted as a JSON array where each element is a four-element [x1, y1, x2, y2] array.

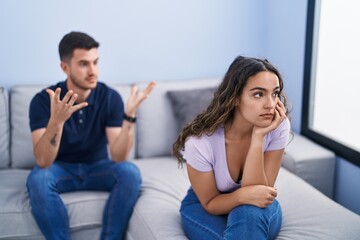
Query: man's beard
[[69, 73, 97, 91]]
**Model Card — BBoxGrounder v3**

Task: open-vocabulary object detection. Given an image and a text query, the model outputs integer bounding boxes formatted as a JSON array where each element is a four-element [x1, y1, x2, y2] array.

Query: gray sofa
[[0, 78, 360, 240]]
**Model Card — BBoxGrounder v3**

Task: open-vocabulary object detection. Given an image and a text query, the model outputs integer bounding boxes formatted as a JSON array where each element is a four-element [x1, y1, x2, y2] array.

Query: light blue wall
[[0, 0, 265, 88], [263, 0, 307, 134], [335, 158, 360, 214], [1, 0, 359, 215]]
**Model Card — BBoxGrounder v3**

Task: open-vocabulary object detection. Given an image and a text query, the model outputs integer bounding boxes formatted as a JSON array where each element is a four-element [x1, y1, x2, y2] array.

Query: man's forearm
[[110, 121, 134, 162], [33, 121, 63, 168]]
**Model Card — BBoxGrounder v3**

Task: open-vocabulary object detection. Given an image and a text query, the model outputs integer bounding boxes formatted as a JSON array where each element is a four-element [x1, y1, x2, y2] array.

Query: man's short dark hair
[[58, 31, 99, 61]]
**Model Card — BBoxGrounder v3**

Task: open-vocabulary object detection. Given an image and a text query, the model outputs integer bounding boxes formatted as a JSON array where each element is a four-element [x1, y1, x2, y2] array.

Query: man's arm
[[106, 120, 134, 162], [32, 88, 87, 168], [107, 82, 155, 162], [32, 124, 64, 168]]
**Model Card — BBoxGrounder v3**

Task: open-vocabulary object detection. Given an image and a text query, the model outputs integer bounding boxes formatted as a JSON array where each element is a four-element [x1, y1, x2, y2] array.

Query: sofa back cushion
[[167, 87, 217, 132], [136, 78, 221, 159], [10, 84, 134, 169], [10, 85, 47, 168], [0, 87, 10, 169]]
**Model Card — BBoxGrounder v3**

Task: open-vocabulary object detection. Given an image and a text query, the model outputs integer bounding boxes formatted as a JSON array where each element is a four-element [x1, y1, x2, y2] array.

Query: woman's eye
[[273, 92, 280, 97], [254, 92, 263, 98]]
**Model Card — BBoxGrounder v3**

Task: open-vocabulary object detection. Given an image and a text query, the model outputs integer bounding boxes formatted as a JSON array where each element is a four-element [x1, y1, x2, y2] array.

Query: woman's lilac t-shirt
[[182, 118, 291, 193]]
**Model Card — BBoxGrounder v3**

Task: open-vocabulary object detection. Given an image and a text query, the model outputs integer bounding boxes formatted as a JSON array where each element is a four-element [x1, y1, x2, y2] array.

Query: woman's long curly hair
[[172, 56, 291, 166]]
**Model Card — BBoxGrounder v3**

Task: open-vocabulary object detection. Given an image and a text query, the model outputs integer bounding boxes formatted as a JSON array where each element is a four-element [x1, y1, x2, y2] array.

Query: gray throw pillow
[[167, 87, 216, 131]]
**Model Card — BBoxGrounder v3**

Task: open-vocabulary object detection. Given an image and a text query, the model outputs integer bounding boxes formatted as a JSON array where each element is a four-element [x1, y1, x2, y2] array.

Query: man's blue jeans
[[26, 159, 141, 240], [180, 188, 282, 240]]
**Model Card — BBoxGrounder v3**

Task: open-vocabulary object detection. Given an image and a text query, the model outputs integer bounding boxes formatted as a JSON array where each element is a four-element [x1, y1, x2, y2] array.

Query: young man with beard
[[26, 31, 155, 240]]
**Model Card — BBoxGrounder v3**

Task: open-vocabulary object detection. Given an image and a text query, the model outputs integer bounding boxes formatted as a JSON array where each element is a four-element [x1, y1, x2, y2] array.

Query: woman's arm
[[187, 164, 277, 215], [240, 137, 285, 187], [241, 101, 287, 187]]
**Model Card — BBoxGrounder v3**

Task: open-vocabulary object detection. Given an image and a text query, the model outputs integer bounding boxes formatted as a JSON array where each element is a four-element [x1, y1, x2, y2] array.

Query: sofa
[[0, 78, 360, 240]]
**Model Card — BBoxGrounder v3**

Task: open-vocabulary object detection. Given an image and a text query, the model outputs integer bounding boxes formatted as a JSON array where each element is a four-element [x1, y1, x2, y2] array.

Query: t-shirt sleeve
[[182, 136, 213, 172], [266, 118, 291, 151], [106, 89, 124, 127], [29, 90, 51, 132]]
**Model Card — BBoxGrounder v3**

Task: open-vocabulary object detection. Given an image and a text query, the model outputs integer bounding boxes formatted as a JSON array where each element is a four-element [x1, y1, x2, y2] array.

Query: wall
[[0, 0, 265, 88], [335, 157, 360, 214]]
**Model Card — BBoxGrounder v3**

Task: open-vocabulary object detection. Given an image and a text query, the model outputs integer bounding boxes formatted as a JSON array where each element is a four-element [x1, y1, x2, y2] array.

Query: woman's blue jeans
[[180, 188, 282, 240], [26, 159, 141, 240]]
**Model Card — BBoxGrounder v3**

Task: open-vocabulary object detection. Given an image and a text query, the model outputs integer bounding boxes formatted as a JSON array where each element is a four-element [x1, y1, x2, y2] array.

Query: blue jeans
[[180, 188, 282, 240], [26, 159, 141, 240]]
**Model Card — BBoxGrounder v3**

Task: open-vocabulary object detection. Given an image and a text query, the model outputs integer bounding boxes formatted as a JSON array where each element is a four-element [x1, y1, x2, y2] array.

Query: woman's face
[[236, 71, 280, 128]]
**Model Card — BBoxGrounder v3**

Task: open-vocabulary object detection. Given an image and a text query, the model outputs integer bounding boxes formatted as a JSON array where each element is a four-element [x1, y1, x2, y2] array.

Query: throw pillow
[[167, 87, 216, 131]]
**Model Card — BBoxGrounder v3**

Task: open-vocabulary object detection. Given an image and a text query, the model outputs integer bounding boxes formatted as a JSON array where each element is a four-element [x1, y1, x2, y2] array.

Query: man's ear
[[60, 61, 69, 74]]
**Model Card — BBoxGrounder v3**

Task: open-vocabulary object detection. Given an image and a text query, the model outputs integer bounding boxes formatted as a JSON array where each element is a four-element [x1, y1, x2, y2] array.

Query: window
[[302, 0, 360, 166]]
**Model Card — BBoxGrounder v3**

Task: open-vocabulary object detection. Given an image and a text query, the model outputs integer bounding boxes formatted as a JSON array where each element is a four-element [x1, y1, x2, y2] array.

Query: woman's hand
[[238, 185, 277, 208], [253, 99, 287, 137], [125, 81, 156, 116]]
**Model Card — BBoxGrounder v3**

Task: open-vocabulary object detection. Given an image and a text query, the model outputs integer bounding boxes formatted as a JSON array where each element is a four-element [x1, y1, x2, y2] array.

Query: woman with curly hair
[[172, 56, 291, 240]]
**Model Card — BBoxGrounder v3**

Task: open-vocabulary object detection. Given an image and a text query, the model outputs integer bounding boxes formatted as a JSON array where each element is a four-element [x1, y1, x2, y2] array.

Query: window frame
[[301, 0, 360, 167]]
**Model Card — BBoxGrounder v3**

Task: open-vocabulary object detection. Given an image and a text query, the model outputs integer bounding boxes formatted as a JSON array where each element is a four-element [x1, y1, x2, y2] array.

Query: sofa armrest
[[282, 133, 336, 198]]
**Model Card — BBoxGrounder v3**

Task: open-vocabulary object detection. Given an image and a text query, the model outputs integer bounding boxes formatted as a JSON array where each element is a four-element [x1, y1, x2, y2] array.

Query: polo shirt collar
[[61, 80, 96, 106]]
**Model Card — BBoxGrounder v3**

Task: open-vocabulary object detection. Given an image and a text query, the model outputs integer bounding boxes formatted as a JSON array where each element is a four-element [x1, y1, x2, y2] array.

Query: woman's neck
[[225, 117, 253, 140]]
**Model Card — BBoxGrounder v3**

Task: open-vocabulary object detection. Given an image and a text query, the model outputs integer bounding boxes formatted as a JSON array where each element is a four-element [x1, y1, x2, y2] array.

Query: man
[[26, 31, 155, 239]]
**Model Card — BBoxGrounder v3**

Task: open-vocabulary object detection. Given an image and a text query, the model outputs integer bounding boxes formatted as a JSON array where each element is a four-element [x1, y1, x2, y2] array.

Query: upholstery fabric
[[131, 158, 360, 240], [167, 87, 216, 131], [282, 133, 335, 198], [0, 169, 108, 239], [276, 167, 360, 239], [0, 87, 10, 169], [10, 86, 43, 168], [136, 78, 221, 158]]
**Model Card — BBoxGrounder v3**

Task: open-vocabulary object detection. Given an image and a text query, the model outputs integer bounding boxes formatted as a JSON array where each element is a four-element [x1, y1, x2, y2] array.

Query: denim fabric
[[180, 188, 282, 240], [26, 160, 141, 240]]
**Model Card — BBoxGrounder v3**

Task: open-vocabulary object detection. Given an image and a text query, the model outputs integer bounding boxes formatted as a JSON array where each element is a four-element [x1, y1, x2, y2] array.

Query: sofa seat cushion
[[129, 158, 190, 240], [131, 157, 360, 240], [0, 169, 108, 239], [276, 167, 360, 239]]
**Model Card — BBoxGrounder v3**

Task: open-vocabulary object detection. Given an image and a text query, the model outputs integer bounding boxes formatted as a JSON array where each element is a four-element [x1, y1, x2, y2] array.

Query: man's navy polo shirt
[[29, 80, 124, 164]]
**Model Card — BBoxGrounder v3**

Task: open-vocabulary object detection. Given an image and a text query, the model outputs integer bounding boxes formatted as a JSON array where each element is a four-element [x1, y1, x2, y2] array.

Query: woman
[[172, 56, 291, 240]]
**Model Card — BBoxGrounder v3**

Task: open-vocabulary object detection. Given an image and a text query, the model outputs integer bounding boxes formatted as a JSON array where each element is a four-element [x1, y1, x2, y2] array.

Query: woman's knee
[[227, 200, 282, 230]]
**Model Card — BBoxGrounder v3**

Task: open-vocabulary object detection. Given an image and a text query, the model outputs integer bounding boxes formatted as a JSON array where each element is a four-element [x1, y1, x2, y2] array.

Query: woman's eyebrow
[[249, 86, 280, 91]]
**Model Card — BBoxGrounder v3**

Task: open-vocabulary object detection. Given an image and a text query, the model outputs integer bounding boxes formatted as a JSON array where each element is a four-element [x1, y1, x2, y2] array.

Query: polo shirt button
[[79, 110, 83, 115], [79, 119, 83, 124]]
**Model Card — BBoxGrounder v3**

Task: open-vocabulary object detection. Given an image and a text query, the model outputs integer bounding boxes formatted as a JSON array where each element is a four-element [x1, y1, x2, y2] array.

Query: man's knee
[[112, 161, 142, 184], [26, 167, 55, 192]]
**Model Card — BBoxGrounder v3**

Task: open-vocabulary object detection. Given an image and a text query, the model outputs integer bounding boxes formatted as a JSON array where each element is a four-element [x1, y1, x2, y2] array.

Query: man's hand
[[125, 81, 156, 116], [46, 88, 88, 124]]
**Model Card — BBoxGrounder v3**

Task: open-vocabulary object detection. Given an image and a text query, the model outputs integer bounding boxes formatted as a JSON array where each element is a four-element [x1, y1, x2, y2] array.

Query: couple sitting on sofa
[[28, 31, 290, 240]]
